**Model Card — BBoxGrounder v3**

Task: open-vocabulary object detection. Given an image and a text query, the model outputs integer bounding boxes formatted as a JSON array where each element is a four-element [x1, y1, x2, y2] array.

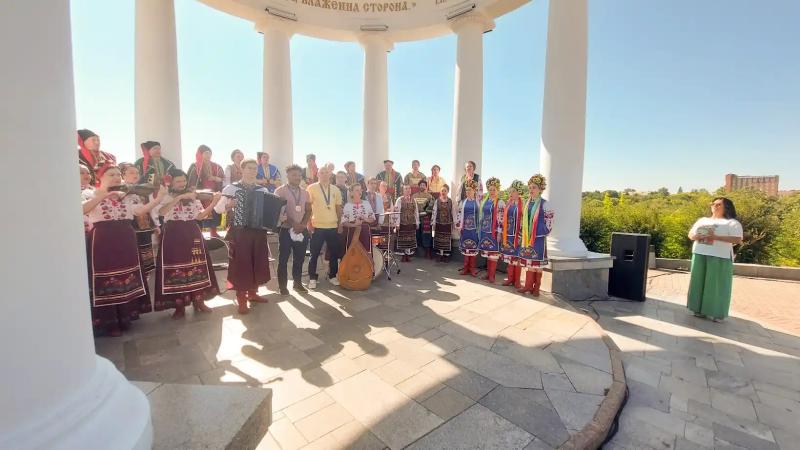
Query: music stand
[[381, 212, 402, 280]]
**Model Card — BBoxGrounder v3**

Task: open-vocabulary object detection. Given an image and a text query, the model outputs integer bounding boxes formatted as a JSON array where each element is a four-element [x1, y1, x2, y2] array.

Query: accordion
[[231, 186, 286, 231]]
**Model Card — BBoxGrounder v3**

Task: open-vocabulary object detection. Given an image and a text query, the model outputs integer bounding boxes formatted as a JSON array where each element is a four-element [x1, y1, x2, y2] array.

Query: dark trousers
[[308, 227, 341, 280], [278, 228, 309, 289]]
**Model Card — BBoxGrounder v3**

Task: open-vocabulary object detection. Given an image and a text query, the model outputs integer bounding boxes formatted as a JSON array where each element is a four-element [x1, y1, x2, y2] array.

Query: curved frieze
[[199, 0, 530, 41]]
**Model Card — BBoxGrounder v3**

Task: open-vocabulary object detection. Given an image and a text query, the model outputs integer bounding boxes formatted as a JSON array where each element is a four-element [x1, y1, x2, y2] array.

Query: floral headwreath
[[528, 174, 547, 191], [464, 179, 479, 191], [508, 180, 527, 196], [485, 177, 501, 190]]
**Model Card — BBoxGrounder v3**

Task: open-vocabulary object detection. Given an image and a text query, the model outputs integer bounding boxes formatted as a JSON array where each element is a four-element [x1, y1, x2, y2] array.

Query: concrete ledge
[[656, 258, 800, 281], [540, 253, 613, 301], [133, 382, 272, 450]]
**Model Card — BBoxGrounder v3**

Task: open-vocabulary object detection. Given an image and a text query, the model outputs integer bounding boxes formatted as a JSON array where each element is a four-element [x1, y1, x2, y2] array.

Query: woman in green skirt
[[687, 197, 743, 321]]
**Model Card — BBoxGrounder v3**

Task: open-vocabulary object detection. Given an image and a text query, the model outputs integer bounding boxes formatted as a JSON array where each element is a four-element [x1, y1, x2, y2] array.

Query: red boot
[[171, 304, 186, 319], [193, 298, 212, 313], [517, 270, 534, 294], [532, 271, 543, 297], [469, 255, 479, 277], [247, 290, 269, 304], [502, 264, 517, 286], [236, 291, 249, 314], [484, 259, 498, 283], [516, 267, 524, 290], [459, 255, 471, 275]]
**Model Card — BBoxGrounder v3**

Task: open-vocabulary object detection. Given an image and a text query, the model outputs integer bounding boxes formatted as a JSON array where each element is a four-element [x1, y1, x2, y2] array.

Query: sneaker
[[329, 277, 340, 286], [293, 283, 308, 293], [308, 279, 318, 289]]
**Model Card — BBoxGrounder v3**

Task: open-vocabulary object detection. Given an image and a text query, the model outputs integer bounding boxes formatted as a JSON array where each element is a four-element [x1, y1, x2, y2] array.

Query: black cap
[[77, 129, 98, 141]]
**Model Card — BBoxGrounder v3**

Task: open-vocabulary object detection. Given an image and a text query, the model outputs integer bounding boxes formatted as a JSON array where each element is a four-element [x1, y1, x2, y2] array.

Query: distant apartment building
[[724, 174, 779, 196]]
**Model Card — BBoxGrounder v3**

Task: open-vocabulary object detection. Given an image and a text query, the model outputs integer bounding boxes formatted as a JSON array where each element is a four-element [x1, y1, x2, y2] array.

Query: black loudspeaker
[[608, 233, 651, 301]]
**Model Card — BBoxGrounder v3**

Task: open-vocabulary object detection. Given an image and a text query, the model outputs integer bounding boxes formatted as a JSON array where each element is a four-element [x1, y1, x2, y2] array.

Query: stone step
[[133, 382, 272, 450]]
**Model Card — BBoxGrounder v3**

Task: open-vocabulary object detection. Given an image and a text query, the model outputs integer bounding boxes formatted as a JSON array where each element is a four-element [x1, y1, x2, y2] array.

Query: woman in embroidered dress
[[341, 184, 376, 256], [119, 163, 159, 276], [431, 184, 454, 262], [224, 149, 244, 187], [686, 197, 743, 322], [80, 164, 94, 235], [413, 179, 435, 259], [82, 165, 166, 336], [393, 185, 420, 262], [155, 170, 222, 319], [187, 145, 225, 237], [456, 180, 480, 276], [500, 182, 525, 288], [477, 177, 505, 283], [518, 174, 554, 297]]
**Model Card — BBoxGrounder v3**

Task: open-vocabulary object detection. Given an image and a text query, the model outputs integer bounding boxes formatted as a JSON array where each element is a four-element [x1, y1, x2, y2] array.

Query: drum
[[372, 245, 384, 279], [374, 233, 389, 250]]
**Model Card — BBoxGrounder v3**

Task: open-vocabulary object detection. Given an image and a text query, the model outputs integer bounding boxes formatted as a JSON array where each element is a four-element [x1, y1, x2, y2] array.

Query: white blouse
[[160, 195, 205, 222], [341, 202, 376, 224], [690, 217, 743, 260], [83, 191, 144, 223]]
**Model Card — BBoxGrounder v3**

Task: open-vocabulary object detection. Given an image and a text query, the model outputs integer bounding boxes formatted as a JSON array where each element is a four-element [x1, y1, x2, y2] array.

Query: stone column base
[[2, 357, 152, 450], [540, 252, 613, 301]]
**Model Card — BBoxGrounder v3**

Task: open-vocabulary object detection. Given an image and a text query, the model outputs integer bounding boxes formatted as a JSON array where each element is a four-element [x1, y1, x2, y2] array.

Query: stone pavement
[[572, 270, 800, 450], [95, 259, 620, 450], [646, 269, 800, 335]]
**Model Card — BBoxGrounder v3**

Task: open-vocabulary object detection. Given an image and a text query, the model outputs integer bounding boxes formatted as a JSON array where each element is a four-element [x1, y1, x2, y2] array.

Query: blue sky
[[71, 0, 799, 192]]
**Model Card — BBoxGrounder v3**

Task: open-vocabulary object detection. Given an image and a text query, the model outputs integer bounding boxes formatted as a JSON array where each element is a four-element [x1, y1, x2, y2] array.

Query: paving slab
[[479, 386, 570, 447], [406, 404, 533, 450], [325, 370, 442, 449], [147, 383, 271, 450], [545, 389, 604, 431], [445, 346, 543, 389], [421, 386, 475, 421]]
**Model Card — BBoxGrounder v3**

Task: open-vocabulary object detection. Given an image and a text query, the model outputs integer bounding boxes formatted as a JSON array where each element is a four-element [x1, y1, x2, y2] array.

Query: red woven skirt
[[155, 220, 219, 311], [87, 220, 151, 331]]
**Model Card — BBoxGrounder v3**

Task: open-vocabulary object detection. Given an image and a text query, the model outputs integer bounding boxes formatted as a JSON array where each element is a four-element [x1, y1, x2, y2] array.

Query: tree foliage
[[579, 189, 798, 266]]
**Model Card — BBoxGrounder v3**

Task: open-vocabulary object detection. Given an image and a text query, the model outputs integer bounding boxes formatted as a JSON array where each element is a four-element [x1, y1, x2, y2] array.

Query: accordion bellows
[[232, 184, 286, 231]]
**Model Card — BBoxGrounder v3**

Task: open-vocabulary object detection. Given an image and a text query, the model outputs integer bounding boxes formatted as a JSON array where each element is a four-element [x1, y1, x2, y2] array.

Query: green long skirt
[[687, 253, 734, 319]]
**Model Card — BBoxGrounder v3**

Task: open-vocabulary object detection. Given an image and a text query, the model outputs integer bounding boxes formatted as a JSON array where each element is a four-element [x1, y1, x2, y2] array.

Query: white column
[[450, 13, 494, 194], [539, 0, 589, 258], [135, 0, 183, 167], [360, 34, 393, 176], [258, 18, 295, 172], [0, 2, 152, 449]]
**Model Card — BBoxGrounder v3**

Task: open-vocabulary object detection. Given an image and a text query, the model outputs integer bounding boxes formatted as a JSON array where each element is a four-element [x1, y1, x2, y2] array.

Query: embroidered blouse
[[341, 202, 376, 224], [83, 191, 145, 223], [160, 195, 205, 222]]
